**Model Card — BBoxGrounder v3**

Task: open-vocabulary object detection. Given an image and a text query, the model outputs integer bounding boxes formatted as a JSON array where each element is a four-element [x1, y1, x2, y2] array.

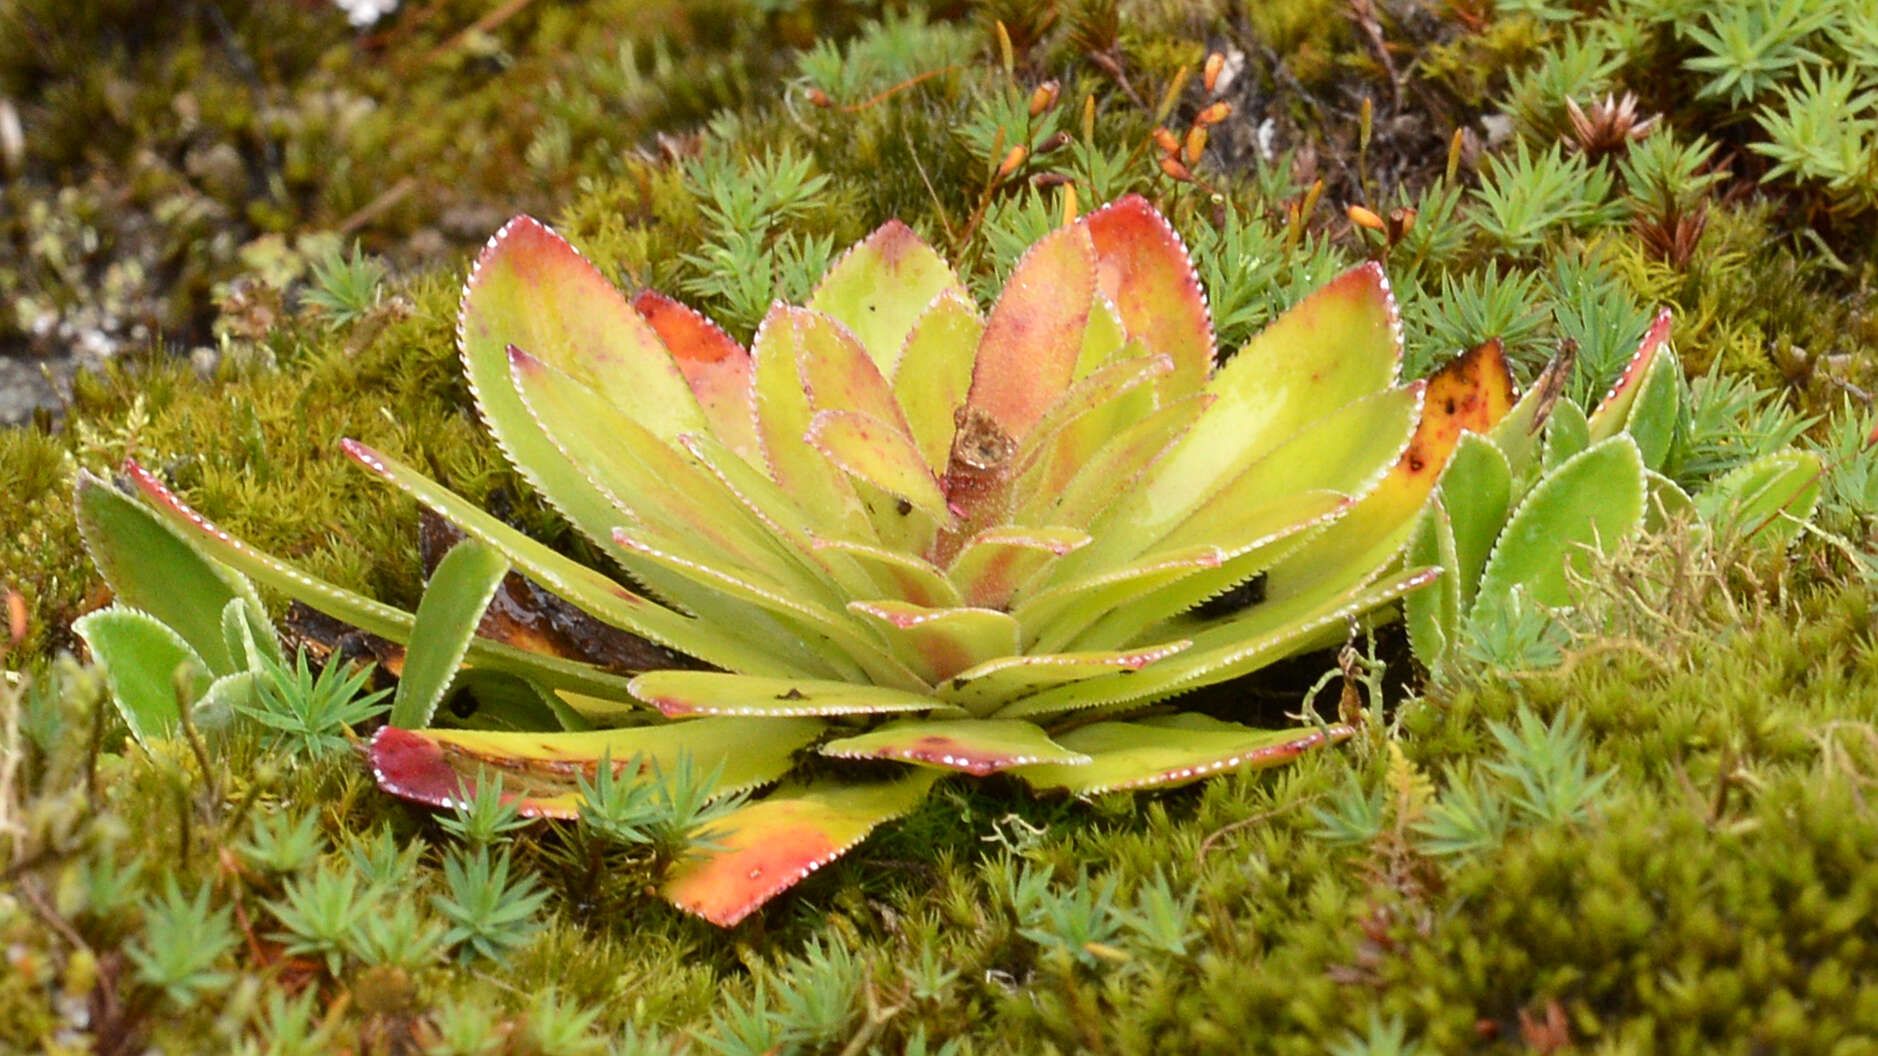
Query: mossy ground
[[5, 1, 1878, 1052]]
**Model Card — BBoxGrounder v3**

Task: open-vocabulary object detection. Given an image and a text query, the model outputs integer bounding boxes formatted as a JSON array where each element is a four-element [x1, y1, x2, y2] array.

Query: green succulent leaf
[[1402, 500, 1462, 673], [76, 471, 267, 677], [628, 671, 952, 718], [1036, 394, 1212, 529], [1696, 450, 1822, 547], [1439, 432, 1515, 608], [819, 718, 1088, 775], [1644, 469, 1698, 529], [945, 525, 1090, 610], [752, 303, 875, 540], [942, 640, 1192, 714], [1489, 348, 1572, 478], [392, 540, 510, 729], [807, 219, 963, 376], [73, 606, 212, 742], [342, 440, 818, 678], [807, 410, 950, 522], [1000, 566, 1439, 719], [847, 601, 1021, 686], [1010, 354, 1170, 515], [220, 597, 284, 672], [1475, 434, 1646, 617], [462, 216, 707, 442], [120, 461, 650, 703], [1133, 263, 1399, 549], [367, 717, 824, 818], [1013, 713, 1353, 795], [1585, 309, 1673, 443], [630, 289, 761, 463], [1541, 398, 1591, 472], [506, 344, 823, 602], [890, 289, 982, 472], [1621, 348, 1683, 475]]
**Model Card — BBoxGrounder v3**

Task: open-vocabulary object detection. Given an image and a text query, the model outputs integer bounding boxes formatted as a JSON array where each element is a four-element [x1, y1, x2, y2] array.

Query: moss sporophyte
[[86, 194, 1554, 926]]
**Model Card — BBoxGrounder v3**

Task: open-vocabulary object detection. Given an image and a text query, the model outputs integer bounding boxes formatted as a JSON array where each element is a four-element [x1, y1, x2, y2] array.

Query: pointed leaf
[[945, 526, 1090, 610], [460, 222, 796, 652], [820, 718, 1088, 776], [1065, 385, 1418, 587], [609, 525, 919, 688], [946, 640, 1191, 716], [1010, 354, 1170, 513], [1696, 450, 1822, 547], [1475, 435, 1645, 614], [629, 671, 949, 718], [220, 597, 283, 671], [1490, 347, 1574, 477], [1439, 432, 1515, 607], [342, 440, 813, 677], [1402, 500, 1461, 673], [1037, 394, 1211, 529], [74, 607, 211, 742], [891, 290, 982, 473], [124, 460, 415, 643], [1587, 308, 1673, 441], [847, 601, 1020, 685], [1137, 387, 1419, 561], [1138, 263, 1399, 538], [76, 472, 266, 677], [391, 540, 510, 729], [1616, 347, 1682, 472], [1084, 194, 1214, 395], [808, 535, 961, 609], [1403, 338, 1515, 484], [1066, 490, 1348, 651], [1000, 567, 1437, 719], [809, 220, 963, 375], [1013, 714, 1352, 795], [1014, 545, 1223, 651], [508, 346, 826, 603], [1071, 292, 1129, 376], [367, 717, 824, 818], [630, 289, 760, 462], [677, 433, 883, 602], [662, 770, 941, 927], [1541, 397, 1590, 472], [461, 216, 704, 440], [751, 305, 873, 539], [957, 222, 1096, 443], [122, 461, 655, 703], [807, 410, 949, 522]]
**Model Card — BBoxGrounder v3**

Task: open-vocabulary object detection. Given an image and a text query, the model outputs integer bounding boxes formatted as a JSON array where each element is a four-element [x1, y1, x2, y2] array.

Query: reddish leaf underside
[[630, 289, 760, 461], [955, 223, 1097, 445], [367, 719, 824, 819], [1589, 306, 1674, 433], [662, 770, 940, 926], [1085, 194, 1214, 396]]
